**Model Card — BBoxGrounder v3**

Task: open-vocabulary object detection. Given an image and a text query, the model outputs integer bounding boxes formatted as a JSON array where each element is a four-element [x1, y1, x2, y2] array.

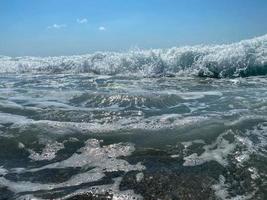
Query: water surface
[[0, 74, 266, 199]]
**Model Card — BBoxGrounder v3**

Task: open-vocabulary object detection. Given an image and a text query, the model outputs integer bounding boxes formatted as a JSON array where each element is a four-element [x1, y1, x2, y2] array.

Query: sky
[[0, 0, 267, 57]]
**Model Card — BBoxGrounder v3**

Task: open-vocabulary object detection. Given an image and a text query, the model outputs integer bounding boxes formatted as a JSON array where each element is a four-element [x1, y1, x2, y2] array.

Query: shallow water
[[0, 74, 267, 200]]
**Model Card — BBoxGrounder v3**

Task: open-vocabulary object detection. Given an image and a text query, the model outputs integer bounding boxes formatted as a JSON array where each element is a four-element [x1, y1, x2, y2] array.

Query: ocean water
[[0, 35, 267, 200]]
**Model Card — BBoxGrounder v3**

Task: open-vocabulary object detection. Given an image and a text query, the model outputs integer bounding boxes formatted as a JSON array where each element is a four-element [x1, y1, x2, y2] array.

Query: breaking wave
[[0, 34, 267, 78]]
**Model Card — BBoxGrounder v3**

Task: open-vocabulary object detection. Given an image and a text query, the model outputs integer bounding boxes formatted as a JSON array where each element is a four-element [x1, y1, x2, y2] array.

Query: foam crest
[[0, 34, 266, 78]]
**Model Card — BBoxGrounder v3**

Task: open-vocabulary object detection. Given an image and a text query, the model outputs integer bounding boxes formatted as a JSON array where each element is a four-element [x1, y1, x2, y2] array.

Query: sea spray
[[0, 34, 266, 78]]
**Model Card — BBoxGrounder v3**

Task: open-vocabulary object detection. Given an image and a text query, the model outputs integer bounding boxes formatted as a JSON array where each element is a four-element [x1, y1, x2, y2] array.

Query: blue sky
[[1, 0, 267, 56]]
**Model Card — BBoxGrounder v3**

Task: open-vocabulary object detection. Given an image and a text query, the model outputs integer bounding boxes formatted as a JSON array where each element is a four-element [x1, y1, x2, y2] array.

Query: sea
[[0, 35, 266, 199]]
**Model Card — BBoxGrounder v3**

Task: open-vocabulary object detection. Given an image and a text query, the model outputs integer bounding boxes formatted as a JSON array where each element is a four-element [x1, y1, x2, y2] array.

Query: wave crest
[[1, 34, 267, 78]]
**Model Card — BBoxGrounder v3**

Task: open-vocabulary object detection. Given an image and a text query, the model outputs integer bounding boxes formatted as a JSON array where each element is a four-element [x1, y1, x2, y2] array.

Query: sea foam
[[0, 34, 266, 78]]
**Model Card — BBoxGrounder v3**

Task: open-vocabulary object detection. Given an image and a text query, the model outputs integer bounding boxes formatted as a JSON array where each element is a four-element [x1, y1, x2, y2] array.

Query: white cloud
[[47, 24, 67, 29], [98, 26, 106, 31], [77, 18, 88, 24]]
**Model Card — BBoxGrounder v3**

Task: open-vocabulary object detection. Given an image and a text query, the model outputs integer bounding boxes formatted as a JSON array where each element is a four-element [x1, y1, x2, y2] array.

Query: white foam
[[28, 141, 64, 161], [3, 111, 208, 136], [248, 167, 260, 180], [0, 34, 266, 78], [0, 166, 8, 176], [17, 194, 44, 200], [0, 112, 33, 125], [183, 130, 236, 166], [0, 139, 145, 197], [136, 172, 144, 183], [60, 177, 143, 200], [28, 139, 144, 173], [212, 175, 255, 200], [234, 123, 267, 166], [178, 91, 223, 100], [210, 123, 267, 199]]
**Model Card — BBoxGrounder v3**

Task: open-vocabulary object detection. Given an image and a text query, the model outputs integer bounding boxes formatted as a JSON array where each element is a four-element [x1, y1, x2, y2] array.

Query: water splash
[[0, 34, 266, 78]]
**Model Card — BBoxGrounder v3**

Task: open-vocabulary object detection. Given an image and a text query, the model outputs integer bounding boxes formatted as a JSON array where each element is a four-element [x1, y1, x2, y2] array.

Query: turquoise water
[[0, 74, 266, 199]]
